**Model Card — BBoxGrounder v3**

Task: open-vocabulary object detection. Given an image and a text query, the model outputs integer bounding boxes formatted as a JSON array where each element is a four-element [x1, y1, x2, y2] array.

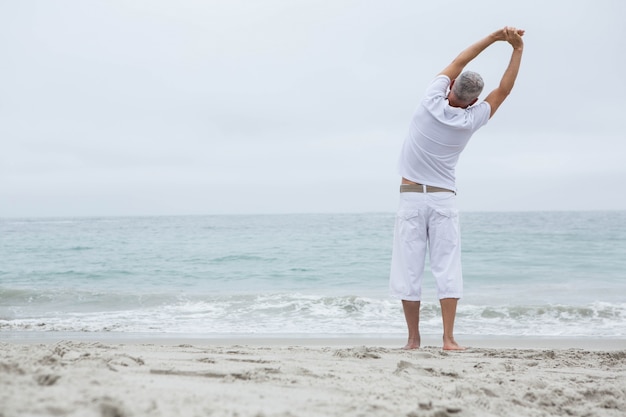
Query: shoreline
[[2, 331, 625, 350]]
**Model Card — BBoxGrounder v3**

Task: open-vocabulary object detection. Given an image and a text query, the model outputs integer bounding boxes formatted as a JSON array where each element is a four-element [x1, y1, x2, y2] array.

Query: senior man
[[389, 27, 525, 350]]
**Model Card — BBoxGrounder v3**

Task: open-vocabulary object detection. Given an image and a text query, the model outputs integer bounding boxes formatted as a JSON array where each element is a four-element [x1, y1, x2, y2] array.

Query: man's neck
[[447, 96, 468, 109]]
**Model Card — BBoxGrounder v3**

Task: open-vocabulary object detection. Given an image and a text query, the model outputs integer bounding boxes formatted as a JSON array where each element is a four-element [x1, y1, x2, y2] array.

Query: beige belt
[[400, 184, 455, 193]]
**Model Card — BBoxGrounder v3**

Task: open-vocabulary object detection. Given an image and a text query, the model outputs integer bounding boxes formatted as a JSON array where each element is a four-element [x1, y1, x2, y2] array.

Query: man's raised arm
[[439, 29, 507, 80], [484, 27, 525, 118]]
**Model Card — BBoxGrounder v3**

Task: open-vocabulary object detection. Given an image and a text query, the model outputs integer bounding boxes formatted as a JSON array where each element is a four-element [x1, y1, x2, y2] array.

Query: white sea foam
[[1, 292, 625, 337]]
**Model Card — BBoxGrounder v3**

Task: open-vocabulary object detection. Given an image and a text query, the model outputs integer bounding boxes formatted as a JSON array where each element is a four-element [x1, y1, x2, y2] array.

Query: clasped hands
[[493, 26, 525, 49]]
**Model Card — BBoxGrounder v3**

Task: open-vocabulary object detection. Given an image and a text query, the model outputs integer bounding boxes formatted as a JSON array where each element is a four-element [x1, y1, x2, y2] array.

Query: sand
[[1, 337, 625, 417]]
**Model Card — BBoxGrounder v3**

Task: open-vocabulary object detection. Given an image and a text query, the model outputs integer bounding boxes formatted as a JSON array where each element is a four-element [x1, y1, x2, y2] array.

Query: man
[[389, 27, 524, 350]]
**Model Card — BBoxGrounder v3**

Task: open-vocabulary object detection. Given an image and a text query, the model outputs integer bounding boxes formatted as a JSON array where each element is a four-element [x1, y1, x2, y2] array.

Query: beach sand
[[1, 337, 625, 417]]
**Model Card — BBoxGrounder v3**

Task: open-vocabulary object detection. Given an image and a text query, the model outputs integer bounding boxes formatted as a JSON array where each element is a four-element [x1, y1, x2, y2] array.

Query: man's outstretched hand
[[493, 26, 525, 45], [504, 26, 524, 50]]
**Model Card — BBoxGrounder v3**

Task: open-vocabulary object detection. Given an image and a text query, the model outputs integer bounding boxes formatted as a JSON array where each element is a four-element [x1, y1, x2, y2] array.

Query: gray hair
[[452, 71, 484, 103]]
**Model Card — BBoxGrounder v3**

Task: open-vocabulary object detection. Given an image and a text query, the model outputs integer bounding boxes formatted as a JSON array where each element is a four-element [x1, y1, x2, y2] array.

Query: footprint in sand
[[393, 360, 433, 377], [333, 347, 383, 359]]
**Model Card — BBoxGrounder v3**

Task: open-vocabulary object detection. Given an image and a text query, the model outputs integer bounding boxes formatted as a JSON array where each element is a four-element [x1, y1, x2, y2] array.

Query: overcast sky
[[1, 0, 625, 217]]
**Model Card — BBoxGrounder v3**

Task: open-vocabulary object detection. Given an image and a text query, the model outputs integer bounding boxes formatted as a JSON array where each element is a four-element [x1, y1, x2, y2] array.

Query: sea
[[1, 211, 625, 340]]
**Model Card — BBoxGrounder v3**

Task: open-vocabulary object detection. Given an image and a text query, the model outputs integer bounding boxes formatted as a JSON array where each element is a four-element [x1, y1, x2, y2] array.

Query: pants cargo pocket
[[433, 208, 459, 243], [397, 210, 421, 242]]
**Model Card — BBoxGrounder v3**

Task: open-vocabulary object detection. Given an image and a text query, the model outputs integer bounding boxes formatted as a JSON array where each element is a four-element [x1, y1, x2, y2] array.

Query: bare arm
[[484, 27, 525, 118], [439, 29, 506, 80]]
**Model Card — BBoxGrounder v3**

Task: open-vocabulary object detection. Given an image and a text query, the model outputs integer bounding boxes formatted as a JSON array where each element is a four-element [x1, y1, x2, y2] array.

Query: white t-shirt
[[397, 75, 491, 192]]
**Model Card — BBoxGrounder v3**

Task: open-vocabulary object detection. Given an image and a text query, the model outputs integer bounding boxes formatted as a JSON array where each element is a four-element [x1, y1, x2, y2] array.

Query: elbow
[[498, 83, 515, 97]]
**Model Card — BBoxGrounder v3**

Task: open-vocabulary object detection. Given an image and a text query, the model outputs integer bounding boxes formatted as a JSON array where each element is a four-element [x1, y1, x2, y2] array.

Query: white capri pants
[[389, 190, 463, 301]]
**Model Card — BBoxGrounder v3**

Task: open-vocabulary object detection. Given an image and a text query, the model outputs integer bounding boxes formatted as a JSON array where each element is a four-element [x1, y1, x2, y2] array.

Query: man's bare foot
[[402, 337, 420, 350], [442, 338, 466, 351]]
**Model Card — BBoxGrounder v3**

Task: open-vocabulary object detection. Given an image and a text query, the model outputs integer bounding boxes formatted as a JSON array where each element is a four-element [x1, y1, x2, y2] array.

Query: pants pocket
[[397, 210, 421, 242], [433, 208, 459, 243]]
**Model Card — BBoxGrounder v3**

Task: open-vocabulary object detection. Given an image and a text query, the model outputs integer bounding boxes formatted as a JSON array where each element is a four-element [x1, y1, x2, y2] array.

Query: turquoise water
[[1, 212, 625, 337]]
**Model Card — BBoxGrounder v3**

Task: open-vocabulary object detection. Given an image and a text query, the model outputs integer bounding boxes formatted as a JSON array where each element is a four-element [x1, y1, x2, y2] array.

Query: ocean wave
[[210, 254, 279, 263], [458, 303, 626, 337], [1, 291, 624, 337]]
